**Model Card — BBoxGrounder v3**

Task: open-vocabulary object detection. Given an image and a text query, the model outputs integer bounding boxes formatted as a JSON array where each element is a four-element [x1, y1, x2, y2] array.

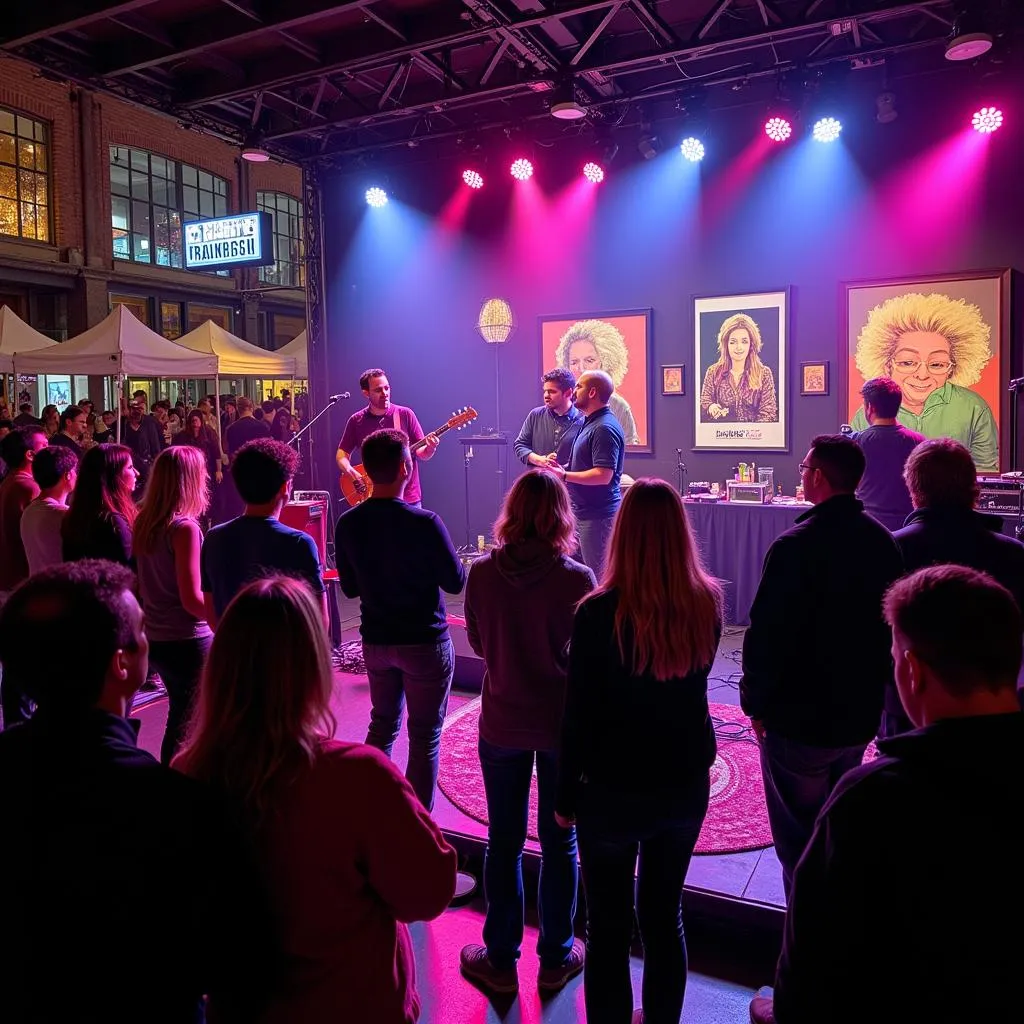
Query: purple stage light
[[462, 169, 484, 189], [582, 161, 605, 183], [764, 116, 793, 143], [680, 137, 705, 162], [510, 158, 534, 181], [365, 187, 388, 207], [972, 107, 1003, 134]]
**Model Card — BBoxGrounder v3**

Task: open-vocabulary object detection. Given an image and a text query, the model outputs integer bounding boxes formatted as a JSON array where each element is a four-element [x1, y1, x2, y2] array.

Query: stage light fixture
[[875, 91, 898, 124], [365, 187, 388, 207], [764, 116, 793, 142], [462, 169, 484, 189], [680, 136, 705, 162], [945, 13, 994, 61], [510, 157, 534, 181], [972, 106, 1003, 133], [582, 161, 605, 183], [812, 117, 842, 143]]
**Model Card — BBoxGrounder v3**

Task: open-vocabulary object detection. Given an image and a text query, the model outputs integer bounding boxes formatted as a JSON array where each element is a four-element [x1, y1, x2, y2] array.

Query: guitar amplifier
[[281, 500, 329, 565], [977, 477, 1024, 515]]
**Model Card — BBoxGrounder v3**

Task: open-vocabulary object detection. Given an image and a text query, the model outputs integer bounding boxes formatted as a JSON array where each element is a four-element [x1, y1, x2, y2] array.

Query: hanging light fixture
[[477, 298, 515, 344]]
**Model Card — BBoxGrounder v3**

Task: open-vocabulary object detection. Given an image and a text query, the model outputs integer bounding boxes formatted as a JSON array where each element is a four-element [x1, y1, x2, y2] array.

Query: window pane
[[36, 206, 49, 242], [110, 162, 130, 196], [152, 177, 171, 208], [18, 168, 34, 199], [0, 133, 15, 165], [130, 170, 150, 200], [0, 110, 13, 133], [182, 185, 198, 214], [130, 149, 149, 172], [168, 210, 182, 267], [32, 172, 47, 206], [0, 165, 15, 199], [132, 199, 151, 237], [214, 178, 226, 195], [197, 170, 212, 191], [0, 196, 17, 235], [34, 142, 47, 172], [18, 140, 36, 168], [20, 202, 35, 238], [150, 155, 166, 179], [199, 190, 213, 217], [34, 122, 48, 144], [111, 195, 129, 231], [16, 115, 33, 138], [132, 234, 151, 262], [214, 194, 227, 217], [181, 164, 197, 186]]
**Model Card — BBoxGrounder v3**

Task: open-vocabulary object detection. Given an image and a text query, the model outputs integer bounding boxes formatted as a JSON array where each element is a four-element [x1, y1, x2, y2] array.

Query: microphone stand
[[676, 447, 687, 497], [1008, 378, 1024, 539], [289, 394, 340, 450]]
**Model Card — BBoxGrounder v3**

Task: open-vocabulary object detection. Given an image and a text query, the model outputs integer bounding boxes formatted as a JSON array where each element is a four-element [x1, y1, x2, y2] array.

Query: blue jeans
[[363, 637, 454, 811], [149, 635, 211, 766], [478, 737, 579, 970], [759, 731, 866, 900], [576, 779, 710, 1024], [577, 515, 615, 579]]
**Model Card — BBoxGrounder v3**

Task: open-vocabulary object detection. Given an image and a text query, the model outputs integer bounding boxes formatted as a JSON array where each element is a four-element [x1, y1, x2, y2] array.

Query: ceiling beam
[[1, 1, 162, 47], [569, 2, 627, 67], [109, 11, 174, 48], [628, 0, 680, 47]]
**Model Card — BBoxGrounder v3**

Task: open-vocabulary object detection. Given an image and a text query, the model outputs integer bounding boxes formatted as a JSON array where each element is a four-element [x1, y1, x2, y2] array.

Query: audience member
[[0, 426, 48, 599], [0, 417, 13, 439], [40, 404, 59, 437], [119, 398, 164, 492], [460, 471, 594, 994], [513, 368, 583, 470], [334, 428, 465, 811], [173, 408, 224, 486], [551, 369, 624, 577], [851, 377, 924, 530], [201, 438, 325, 626], [750, 565, 1024, 1024], [741, 435, 903, 898], [48, 404, 88, 459], [12, 402, 40, 427], [175, 575, 457, 1023], [0, 560, 270, 1023], [91, 409, 116, 444], [556, 479, 722, 1024], [225, 396, 270, 457], [135, 447, 213, 764], [21, 444, 77, 574], [62, 444, 139, 566]]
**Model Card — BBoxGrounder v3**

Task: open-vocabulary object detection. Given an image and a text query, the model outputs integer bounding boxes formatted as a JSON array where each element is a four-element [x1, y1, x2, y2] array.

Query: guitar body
[[339, 406, 478, 506]]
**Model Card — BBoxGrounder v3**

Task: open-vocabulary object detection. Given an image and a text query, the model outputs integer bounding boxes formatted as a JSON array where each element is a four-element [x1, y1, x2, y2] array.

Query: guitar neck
[[410, 423, 451, 453]]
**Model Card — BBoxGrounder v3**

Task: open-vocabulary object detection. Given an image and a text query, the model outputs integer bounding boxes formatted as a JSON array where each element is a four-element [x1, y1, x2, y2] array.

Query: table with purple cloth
[[684, 499, 807, 627]]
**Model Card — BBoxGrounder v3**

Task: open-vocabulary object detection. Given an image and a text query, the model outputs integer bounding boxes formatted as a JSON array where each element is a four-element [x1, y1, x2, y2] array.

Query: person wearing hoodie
[[459, 470, 595, 996]]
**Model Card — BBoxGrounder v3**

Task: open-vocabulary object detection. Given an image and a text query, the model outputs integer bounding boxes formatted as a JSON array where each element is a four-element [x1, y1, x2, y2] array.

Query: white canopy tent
[[176, 319, 298, 377], [275, 330, 308, 378], [0, 304, 58, 374]]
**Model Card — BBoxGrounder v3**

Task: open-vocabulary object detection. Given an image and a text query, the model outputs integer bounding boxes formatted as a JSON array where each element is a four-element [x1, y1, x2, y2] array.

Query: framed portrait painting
[[693, 289, 789, 452], [841, 269, 1011, 474], [540, 309, 652, 452], [800, 361, 829, 396]]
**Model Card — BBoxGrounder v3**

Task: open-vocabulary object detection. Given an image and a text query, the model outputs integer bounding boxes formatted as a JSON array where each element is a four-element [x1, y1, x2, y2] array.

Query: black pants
[[149, 636, 211, 765], [576, 776, 710, 1024]]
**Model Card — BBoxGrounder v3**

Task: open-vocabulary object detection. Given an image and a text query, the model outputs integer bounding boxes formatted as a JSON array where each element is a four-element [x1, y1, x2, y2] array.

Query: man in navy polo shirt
[[513, 368, 583, 470], [552, 370, 624, 578], [336, 368, 438, 508]]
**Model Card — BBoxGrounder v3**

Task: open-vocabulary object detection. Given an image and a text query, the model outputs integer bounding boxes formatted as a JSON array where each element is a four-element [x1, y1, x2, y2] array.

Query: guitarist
[[336, 368, 439, 508]]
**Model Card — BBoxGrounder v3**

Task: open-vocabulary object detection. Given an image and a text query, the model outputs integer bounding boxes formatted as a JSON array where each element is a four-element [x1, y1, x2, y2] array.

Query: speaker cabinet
[[280, 500, 329, 565]]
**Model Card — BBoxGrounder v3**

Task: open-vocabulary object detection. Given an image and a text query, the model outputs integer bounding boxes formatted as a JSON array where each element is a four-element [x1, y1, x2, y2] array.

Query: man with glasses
[[740, 434, 903, 900]]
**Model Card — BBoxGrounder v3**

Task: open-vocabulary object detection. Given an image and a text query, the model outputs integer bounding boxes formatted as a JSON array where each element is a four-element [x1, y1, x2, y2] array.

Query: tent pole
[[116, 373, 123, 444]]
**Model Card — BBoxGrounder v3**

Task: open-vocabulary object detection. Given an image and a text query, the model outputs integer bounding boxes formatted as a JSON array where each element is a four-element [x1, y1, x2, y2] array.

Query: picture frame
[[540, 308, 652, 453], [662, 364, 685, 396], [693, 289, 789, 452], [800, 361, 829, 396], [840, 269, 1011, 474]]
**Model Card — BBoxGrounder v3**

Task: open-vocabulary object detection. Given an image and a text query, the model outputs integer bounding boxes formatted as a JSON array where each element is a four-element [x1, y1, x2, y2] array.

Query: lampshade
[[477, 298, 515, 344]]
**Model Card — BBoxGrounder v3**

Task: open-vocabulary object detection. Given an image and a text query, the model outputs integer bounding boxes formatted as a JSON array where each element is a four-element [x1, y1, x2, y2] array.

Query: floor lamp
[[476, 298, 515, 506]]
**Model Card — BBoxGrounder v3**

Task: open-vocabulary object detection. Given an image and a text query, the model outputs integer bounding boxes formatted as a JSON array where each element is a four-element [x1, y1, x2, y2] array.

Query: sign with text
[[183, 211, 274, 270]]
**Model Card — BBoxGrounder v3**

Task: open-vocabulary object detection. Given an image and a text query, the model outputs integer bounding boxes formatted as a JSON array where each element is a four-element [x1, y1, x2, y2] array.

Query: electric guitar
[[340, 406, 478, 506]]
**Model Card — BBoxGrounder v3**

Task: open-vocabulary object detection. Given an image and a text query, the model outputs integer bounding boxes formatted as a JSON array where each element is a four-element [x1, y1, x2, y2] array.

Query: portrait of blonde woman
[[699, 313, 778, 423], [849, 291, 998, 472]]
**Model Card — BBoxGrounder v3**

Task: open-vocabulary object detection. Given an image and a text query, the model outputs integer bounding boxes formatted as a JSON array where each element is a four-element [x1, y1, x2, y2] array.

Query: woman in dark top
[[555, 478, 723, 1024], [270, 407, 294, 444], [173, 410, 224, 527], [61, 443, 139, 566]]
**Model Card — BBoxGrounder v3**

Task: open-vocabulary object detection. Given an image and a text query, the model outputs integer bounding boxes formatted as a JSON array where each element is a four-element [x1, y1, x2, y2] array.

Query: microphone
[[329, 392, 351, 402]]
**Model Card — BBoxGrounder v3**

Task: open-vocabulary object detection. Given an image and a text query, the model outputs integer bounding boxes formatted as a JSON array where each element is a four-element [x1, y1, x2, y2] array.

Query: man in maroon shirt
[[336, 368, 439, 508]]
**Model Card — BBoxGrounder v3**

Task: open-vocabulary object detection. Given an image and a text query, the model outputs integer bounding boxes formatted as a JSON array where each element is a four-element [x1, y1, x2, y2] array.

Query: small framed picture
[[662, 364, 685, 396], [800, 361, 829, 396]]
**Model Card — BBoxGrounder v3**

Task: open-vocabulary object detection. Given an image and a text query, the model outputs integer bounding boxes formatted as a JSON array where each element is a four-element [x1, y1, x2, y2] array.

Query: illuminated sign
[[183, 211, 274, 270]]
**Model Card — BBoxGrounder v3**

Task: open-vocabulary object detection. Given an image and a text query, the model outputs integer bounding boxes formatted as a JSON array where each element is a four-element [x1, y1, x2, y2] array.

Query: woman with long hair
[[135, 446, 212, 764], [699, 312, 778, 423], [40, 404, 60, 437], [555, 479, 723, 1024], [459, 471, 595, 994], [173, 408, 224, 526], [174, 576, 458, 1023], [62, 443, 139, 565], [271, 406, 294, 443]]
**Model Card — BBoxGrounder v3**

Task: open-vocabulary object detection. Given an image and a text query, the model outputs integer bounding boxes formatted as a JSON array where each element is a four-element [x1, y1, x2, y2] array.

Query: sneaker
[[460, 944, 518, 994], [537, 939, 586, 992], [749, 995, 777, 1024]]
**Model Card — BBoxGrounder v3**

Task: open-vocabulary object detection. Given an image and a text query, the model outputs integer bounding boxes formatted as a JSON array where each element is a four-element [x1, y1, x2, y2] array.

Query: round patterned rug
[[436, 699, 774, 856]]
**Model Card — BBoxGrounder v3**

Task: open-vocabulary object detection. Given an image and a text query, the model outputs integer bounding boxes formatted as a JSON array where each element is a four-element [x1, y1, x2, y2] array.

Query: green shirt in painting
[[850, 382, 997, 473]]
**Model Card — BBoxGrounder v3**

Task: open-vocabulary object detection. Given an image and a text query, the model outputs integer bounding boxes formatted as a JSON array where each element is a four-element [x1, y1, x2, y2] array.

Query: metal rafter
[[2, 1, 162, 47]]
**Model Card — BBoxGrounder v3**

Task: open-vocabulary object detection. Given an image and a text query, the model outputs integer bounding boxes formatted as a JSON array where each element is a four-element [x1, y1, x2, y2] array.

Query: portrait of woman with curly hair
[[849, 291, 999, 472], [699, 313, 778, 424]]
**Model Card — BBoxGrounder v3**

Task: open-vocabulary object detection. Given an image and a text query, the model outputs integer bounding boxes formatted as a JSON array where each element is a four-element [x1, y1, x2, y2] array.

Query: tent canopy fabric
[[276, 330, 308, 378], [176, 320, 297, 377], [13, 304, 219, 377], [0, 305, 58, 373]]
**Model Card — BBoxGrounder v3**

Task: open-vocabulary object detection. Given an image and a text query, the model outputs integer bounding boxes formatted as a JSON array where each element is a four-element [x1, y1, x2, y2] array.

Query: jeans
[[577, 515, 615, 579], [576, 778, 710, 1024], [363, 637, 454, 811], [149, 636, 212, 766], [759, 731, 866, 900], [478, 737, 579, 970]]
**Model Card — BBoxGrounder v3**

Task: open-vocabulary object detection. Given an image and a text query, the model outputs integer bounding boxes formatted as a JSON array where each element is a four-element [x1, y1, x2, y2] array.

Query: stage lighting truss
[[365, 187, 388, 207], [764, 116, 793, 142], [510, 158, 534, 181], [680, 137, 705, 162], [582, 161, 605, 183], [462, 169, 484, 189], [972, 107, 1003, 134], [812, 117, 843, 143]]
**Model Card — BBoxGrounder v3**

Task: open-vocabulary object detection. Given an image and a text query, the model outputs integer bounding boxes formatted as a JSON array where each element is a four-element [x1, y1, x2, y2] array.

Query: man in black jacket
[[0, 561, 271, 1023], [750, 565, 1024, 1024], [741, 434, 903, 898]]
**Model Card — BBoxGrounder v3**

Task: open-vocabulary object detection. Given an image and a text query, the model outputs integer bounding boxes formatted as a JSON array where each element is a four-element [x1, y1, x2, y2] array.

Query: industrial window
[[0, 108, 51, 243], [257, 191, 304, 287]]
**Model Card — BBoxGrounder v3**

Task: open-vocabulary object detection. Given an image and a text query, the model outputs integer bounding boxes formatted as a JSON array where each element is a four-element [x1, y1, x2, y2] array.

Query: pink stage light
[[462, 169, 484, 189], [972, 106, 1003, 133], [582, 161, 605, 183], [764, 116, 793, 143], [510, 158, 534, 181]]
